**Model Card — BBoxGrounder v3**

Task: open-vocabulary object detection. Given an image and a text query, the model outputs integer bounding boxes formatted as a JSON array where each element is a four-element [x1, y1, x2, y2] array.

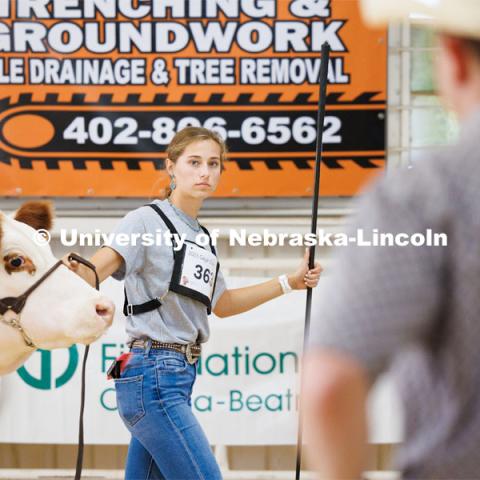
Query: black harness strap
[[149, 203, 217, 254], [201, 225, 219, 310], [122, 203, 217, 317], [122, 204, 178, 316], [148, 203, 180, 241], [123, 291, 161, 316], [199, 225, 217, 255]]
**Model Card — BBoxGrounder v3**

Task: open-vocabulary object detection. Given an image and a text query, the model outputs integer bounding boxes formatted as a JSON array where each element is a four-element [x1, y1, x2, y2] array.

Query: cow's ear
[[14, 201, 54, 231]]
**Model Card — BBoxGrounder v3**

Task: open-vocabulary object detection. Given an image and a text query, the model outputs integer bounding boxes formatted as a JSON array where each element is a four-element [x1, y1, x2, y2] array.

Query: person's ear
[[440, 35, 469, 85], [165, 158, 174, 176]]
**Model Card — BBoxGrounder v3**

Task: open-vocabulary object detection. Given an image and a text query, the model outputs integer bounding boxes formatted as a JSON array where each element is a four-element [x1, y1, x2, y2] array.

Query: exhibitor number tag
[[180, 242, 218, 300]]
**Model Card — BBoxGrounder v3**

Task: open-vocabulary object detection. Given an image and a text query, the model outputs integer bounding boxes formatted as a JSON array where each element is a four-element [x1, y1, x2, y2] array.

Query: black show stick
[[295, 41, 331, 480]]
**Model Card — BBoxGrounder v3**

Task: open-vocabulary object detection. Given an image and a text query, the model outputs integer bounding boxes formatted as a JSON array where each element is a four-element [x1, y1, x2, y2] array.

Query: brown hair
[[167, 127, 227, 168], [163, 127, 227, 197]]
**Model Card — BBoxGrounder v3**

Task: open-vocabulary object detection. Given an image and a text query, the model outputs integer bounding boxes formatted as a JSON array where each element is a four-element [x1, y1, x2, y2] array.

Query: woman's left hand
[[288, 248, 323, 290]]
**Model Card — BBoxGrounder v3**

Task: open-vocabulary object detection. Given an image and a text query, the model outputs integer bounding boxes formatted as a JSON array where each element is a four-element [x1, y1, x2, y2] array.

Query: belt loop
[[144, 338, 152, 357]]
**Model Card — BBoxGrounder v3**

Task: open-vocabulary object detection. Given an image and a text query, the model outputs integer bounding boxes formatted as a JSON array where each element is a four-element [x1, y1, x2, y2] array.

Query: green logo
[[17, 345, 79, 390]]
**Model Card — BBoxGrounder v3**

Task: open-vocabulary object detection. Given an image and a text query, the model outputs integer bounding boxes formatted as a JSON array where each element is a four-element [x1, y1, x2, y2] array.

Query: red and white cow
[[0, 201, 114, 375]]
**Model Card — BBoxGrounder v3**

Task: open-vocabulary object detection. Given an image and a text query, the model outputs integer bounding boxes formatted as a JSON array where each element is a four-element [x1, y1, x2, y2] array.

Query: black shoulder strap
[[199, 225, 217, 256], [149, 202, 217, 256], [147, 203, 179, 236], [199, 224, 219, 315]]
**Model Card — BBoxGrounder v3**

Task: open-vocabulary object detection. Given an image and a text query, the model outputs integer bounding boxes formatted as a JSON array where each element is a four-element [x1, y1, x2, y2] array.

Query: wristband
[[278, 274, 293, 294]]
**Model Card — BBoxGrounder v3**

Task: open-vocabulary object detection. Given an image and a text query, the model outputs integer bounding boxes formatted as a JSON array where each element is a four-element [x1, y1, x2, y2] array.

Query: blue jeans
[[114, 346, 222, 480]]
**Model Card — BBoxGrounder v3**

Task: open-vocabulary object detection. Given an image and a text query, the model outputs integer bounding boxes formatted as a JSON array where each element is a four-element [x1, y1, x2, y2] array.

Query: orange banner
[[0, 0, 386, 197]]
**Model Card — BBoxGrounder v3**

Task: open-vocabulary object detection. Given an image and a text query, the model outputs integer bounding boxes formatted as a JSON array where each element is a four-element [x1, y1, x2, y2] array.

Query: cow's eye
[[9, 256, 25, 268]]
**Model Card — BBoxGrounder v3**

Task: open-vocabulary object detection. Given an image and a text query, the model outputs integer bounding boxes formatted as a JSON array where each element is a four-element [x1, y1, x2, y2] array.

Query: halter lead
[[1, 250, 99, 480]]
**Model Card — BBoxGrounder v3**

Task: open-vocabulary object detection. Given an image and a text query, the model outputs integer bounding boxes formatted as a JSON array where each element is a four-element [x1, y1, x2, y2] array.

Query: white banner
[[0, 277, 403, 445]]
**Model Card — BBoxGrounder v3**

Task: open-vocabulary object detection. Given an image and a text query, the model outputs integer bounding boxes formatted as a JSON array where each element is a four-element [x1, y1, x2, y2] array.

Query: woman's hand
[[62, 252, 97, 285], [62, 247, 123, 288], [288, 248, 323, 290], [214, 248, 324, 317]]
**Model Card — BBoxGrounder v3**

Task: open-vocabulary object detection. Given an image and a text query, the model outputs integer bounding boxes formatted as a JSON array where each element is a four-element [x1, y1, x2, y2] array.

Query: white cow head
[[0, 201, 114, 375]]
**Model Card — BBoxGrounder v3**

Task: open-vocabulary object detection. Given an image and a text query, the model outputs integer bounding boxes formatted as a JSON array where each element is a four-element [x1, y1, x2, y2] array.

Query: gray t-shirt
[[107, 199, 227, 345], [310, 109, 480, 479]]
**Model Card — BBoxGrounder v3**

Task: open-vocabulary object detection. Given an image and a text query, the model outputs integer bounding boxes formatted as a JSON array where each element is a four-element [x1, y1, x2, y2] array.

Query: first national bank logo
[[17, 346, 79, 390]]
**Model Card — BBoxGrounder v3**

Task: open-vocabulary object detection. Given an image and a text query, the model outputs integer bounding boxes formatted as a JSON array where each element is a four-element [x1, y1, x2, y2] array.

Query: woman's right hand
[[63, 247, 123, 287], [62, 252, 97, 286]]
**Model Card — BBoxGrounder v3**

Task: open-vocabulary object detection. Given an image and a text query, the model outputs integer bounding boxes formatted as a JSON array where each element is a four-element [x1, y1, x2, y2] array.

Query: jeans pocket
[[158, 356, 188, 374], [114, 374, 145, 427]]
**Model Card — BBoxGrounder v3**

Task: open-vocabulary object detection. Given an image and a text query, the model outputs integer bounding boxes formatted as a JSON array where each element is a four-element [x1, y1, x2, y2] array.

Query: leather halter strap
[[0, 259, 64, 316], [0, 253, 100, 348], [66, 253, 100, 480], [0, 259, 65, 348]]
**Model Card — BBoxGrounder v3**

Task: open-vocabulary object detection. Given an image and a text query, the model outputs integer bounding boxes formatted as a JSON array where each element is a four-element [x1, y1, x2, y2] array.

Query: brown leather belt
[[130, 339, 201, 365]]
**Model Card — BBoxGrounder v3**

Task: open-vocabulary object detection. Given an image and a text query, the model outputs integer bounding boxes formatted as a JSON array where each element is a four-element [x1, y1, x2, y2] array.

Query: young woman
[[67, 127, 322, 479]]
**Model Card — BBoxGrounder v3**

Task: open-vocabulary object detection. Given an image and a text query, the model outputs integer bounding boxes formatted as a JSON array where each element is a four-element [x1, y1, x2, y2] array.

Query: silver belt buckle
[[185, 343, 199, 365]]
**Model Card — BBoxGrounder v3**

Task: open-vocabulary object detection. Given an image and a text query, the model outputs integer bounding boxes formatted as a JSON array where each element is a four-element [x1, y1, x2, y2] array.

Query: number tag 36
[[178, 242, 218, 301]]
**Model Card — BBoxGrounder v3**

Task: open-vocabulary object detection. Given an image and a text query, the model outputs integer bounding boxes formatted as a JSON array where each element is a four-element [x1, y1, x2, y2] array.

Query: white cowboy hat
[[360, 0, 480, 40]]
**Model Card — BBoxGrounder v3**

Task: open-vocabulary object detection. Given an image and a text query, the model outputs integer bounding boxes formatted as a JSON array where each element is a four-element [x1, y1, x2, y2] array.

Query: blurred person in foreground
[[303, 1, 480, 479]]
